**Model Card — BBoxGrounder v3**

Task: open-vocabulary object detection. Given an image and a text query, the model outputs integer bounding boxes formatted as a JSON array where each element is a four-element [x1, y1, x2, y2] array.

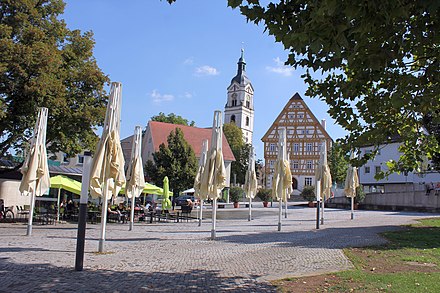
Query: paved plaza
[[0, 204, 438, 292]]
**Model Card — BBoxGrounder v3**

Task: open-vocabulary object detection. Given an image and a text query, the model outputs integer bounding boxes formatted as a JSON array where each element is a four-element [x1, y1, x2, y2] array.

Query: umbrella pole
[[129, 195, 136, 231], [26, 190, 36, 236], [284, 198, 288, 218], [316, 181, 321, 229], [321, 196, 325, 225], [98, 179, 110, 252], [211, 198, 217, 240], [278, 199, 282, 231], [351, 197, 354, 220], [56, 188, 61, 224], [248, 197, 252, 221], [199, 200, 203, 226]]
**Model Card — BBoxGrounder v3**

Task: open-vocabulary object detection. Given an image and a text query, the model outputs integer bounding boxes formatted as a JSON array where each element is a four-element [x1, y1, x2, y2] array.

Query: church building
[[224, 49, 254, 144], [261, 93, 332, 193]]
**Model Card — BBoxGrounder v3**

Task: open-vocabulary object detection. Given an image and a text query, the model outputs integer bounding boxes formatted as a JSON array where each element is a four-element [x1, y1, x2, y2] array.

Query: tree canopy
[[223, 122, 251, 184], [328, 143, 349, 185], [0, 0, 109, 158], [151, 112, 195, 127], [144, 128, 197, 196], [167, 0, 440, 176]]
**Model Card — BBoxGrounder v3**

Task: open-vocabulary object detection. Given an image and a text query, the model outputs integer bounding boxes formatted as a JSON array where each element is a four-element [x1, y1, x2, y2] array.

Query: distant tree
[[328, 143, 349, 185], [144, 128, 197, 195], [223, 123, 251, 184], [0, 0, 109, 158], [151, 112, 195, 127]]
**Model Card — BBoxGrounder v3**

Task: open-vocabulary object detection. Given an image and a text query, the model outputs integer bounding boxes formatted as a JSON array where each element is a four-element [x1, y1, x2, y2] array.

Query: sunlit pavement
[[0, 204, 438, 292]]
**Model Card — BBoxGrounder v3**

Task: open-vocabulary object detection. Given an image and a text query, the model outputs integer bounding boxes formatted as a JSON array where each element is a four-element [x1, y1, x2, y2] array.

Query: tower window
[[231, 115, 236, 123], [246, 100, 250, 108], [232, 99, 237, 107], [245, 116, 249, 126]]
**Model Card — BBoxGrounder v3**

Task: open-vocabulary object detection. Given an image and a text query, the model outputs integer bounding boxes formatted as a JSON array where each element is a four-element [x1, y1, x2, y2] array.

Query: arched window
[[231, 115, 236, 123], [245, 116, 249, 126]]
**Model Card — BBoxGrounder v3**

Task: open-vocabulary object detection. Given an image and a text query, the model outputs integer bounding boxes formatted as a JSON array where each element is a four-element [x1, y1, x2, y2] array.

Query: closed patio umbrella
[[244, 146, 257, 221], [20, 107, 50, 236], [126, 126, 145, 231], [272, 127, 292, 231], [50, 175, 82, 223], [89, 82, 126, 252], [344, 152, 359, 220], [315, 141, 332, 225], [199, 110, 226, 240], [162, 176, 172, 211], [194, 139, 208, 226]]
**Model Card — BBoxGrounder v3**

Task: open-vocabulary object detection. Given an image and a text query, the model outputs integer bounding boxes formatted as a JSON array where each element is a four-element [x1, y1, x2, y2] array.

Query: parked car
[[175, 195, 195, 206]]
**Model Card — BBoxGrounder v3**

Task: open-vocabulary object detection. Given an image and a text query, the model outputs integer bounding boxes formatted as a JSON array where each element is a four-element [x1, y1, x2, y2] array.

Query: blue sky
[[63, 0, 346, 160]]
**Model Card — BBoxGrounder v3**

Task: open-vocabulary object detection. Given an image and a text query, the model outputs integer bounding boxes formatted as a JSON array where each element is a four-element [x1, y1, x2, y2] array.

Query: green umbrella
[[162, 176, 172, 210], [119, 182, 164, 196], [50, 175, 82, 223]]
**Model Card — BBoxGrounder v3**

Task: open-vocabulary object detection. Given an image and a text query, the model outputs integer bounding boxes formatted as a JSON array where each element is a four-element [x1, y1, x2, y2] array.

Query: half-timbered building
[[261, 93, 332, 193]]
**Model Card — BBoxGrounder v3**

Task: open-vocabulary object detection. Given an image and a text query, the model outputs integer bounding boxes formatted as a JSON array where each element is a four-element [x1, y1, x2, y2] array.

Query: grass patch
[[276, 218, 440, 292]]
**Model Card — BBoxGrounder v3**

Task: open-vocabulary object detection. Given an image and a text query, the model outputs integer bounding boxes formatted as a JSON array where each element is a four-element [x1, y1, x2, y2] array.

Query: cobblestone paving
[[0, 205, 438, 292]]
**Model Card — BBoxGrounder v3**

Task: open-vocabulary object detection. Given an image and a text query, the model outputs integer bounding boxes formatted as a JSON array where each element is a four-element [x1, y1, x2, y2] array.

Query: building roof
[[230, 49, 251, 86], [148, 121, 235, 162], [261, 92, 333, 142]]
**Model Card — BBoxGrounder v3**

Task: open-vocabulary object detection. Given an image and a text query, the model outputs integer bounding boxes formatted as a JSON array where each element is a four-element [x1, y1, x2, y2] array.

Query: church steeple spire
[[231, 49, 250, 85], [225, 48, 254, 144]]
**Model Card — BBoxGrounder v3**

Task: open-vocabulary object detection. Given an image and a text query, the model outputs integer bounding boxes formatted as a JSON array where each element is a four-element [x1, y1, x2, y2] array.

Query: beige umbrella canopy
[[199, 110, 226, 239], [345, 152, 359, 219], [272, 128, 292, 231], [315, 142, 332, 200], [194, 139, 208, 226], [89, 82, 126, 252], [315, 141, 332, 224], [20, 107, 50, 236], [244, 146, 258, 221], [126, 126, 145, 231]]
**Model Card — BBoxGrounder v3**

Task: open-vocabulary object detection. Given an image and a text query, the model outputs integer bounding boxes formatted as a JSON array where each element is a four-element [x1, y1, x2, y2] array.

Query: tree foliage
[[0, 0, 109, 158], [328, 143, 349, 184], [151, 112, 195, 127], [167, 0, 440, 176], [234, 0, 440, 176], [223, 122, 251, 184], [144, 128, 197, 195]]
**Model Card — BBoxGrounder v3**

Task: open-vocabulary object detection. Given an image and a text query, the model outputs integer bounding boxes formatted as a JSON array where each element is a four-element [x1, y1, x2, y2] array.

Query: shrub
[[229, 186, 245, 203], [356, 185, 365, 203], [256, 188, 272, 202], [300, 186, 315, 202]]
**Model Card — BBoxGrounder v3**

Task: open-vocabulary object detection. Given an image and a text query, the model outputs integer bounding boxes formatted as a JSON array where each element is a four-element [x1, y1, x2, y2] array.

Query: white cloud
[[183, 57, 194, 65], [150, 89, 174, 104], [195, 65, 219, 76], [183, 92, 193, 99], [266, 57, 294, 77]]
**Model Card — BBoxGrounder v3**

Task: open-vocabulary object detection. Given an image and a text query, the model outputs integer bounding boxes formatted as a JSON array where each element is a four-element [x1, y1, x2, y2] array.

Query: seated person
[[116, 203, 127, 223]]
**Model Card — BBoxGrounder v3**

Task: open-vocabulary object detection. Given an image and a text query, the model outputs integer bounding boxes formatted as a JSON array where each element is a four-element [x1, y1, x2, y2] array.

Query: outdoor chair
[[180, 205, 193, 222]]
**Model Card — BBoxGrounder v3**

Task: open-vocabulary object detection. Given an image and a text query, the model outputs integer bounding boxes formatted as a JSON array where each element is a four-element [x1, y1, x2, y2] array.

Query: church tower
[[224, 49, 254, 143]]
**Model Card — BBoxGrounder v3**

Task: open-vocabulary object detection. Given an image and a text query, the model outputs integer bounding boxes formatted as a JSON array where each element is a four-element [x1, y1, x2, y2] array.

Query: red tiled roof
[[149, 121, 235, 162]]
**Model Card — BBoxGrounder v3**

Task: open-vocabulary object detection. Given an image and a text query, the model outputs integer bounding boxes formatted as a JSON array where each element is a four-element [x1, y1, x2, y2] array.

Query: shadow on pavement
[[216, 225, 405, 249], [0, 258, 276, 292]]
